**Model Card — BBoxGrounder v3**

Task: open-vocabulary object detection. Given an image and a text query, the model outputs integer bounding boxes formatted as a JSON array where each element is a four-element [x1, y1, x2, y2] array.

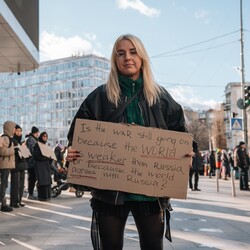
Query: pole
[[240, 0, 248, 147]]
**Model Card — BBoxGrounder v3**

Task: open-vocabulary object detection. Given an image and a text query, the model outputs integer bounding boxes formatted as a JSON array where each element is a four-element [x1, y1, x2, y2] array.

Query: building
[[0, 54, 110, 146], [0, 0, 39, 73], [223, 82, 250, 150]]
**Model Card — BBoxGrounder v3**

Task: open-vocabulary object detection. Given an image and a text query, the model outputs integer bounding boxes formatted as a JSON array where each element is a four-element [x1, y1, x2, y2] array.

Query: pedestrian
[[189, 150, 202, 191], [53, 141, 63, 167], [66, 34, 196, 250], [0, 121, 16, 212], [228, 150, 234, 177], [209, 150, 216, 178], [215, 148, 222, 178], [33, 132, 52, 201], [234, 141, 250, 191], [26, 126, 40, 199], [221, 149, 229, 180], [233, 146, 240, 180], [10, 124, 27, 208]]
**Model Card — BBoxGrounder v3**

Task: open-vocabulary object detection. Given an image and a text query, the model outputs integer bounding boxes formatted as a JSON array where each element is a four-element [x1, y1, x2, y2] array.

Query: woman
[[33, 132, 52, 201], [67, 34, 194, 250], [10, 124, 27, 208]]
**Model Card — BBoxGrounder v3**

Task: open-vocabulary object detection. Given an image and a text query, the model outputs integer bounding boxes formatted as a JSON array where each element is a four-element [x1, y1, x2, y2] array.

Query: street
[[1, 176, 250, 250]]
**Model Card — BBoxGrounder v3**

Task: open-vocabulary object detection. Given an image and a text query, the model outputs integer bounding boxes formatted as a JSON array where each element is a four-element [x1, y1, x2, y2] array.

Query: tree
[[210, 111, 227, 149], [186, 119, 209, 150]]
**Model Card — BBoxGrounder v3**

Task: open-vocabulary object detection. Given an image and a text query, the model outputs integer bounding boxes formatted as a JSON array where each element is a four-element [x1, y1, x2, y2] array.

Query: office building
[[0, 54, 110, 146], [223, 82, 250, 149]]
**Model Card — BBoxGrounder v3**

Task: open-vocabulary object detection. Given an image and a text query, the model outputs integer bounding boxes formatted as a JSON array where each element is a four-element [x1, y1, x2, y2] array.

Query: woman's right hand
[[65, 146, 81, 162]]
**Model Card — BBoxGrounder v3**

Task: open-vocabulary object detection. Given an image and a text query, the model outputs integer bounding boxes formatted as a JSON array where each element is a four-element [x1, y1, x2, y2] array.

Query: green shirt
[[118, 74, 157, 202]]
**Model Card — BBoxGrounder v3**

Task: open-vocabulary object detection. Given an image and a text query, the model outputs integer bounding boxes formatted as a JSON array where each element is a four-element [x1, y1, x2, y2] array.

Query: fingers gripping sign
[[65, 146, 82, 162]]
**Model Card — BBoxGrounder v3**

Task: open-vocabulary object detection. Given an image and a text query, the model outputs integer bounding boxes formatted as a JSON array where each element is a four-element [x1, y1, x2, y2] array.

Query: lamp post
[[240, 0, 248, 147]]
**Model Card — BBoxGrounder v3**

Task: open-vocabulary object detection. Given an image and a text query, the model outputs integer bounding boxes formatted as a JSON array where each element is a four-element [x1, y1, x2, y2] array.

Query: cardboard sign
[[38, 142, 57, 161], [67, 119, 193, 199], [18, 144, 31, 158]]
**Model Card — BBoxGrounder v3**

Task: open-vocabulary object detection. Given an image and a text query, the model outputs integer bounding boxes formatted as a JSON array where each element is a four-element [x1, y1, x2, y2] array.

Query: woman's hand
[[65, 147, 81, 162]]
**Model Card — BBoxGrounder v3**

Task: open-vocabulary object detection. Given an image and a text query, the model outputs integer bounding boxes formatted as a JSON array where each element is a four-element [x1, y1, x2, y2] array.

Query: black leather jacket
[[67, 84, 187, 205]]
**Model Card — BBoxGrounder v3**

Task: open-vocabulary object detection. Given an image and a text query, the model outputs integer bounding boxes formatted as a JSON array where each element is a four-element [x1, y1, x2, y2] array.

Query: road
[[1, 176, 250, 249]]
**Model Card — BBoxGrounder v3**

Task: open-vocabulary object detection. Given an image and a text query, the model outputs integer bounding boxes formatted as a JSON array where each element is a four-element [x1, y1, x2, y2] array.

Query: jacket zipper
[[132, 82, 135, 93]]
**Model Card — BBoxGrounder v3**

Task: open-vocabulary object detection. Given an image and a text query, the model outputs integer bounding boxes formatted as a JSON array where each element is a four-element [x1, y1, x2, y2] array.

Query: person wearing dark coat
[[189, 150, 203, 191], [234, 141, 250, 190], [26, 126, 39, 199], [209, 150, 216, 178], [66, 34, 197, 250], [33, 132, 52, 201], [10, 124, 27, 208]]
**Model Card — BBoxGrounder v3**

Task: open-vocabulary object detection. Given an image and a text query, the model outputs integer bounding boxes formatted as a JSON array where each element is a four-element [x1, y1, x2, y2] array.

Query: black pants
[[239, 168, 249, 190], [0, 169, 10, 206], [37, 185, 51, 200], [10, 170, 25, 205], [27, 168, 37, 195], [189, 168, 199, 189], [91, 199, 164, 250]]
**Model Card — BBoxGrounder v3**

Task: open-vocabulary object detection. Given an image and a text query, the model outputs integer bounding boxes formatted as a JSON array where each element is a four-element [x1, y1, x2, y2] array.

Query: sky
[[39, 0, 250, 110]]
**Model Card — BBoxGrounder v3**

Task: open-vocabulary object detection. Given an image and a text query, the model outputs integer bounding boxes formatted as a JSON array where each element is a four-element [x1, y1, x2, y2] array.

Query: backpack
[[0, 133, 12, 148]]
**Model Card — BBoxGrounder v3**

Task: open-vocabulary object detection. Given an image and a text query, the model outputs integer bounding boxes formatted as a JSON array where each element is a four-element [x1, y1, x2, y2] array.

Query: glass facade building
[[0, 54, 110, 146]]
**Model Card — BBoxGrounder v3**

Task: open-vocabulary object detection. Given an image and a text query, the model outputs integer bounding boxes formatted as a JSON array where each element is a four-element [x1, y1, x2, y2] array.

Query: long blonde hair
[[106, 34, 161, 107]]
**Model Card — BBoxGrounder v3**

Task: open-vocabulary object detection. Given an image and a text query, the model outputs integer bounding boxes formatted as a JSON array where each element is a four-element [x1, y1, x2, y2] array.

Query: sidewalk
[[0, 175, 250, 249], [166, 175, 250, 249]]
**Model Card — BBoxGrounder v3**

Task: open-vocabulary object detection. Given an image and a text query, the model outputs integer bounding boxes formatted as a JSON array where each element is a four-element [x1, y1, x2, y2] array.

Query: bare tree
[[186, 119, 209, 150], [210, 111, 227, 149]]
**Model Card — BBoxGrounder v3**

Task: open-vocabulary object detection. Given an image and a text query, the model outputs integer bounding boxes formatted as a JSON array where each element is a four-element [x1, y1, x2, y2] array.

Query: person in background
[[221, 149, 229, 180], [33, 132, 52, 201], [10, 124, 27, 208], [234, 141, 250, 191], [209, 150, 216, 178], [26, 126, 39, 199], [53, 141, 63, 167], [228, 150, 234, 178], [66, 34, 196, 250], [215, 148, 222, 178], [202, 151, 209, 176], [233, 145, 240, 180], [0, 121, 16, 212], [189, 150, 202, 191]]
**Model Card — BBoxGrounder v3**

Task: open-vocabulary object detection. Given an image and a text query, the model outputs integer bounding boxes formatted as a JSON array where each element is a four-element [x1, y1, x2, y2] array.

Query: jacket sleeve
[[67, 99, 93, 146], [67, 85, 112, 146]]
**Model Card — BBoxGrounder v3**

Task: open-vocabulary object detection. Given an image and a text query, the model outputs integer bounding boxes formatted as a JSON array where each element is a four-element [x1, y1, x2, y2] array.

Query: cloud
[[194, 9, 210, 24], [167, 86, 219, 110], [40, 31, 103, 62], [116, 0, 160, 17]]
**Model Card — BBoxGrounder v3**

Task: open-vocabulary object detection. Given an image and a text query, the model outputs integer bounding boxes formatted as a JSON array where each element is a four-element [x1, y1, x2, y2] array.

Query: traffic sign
[[231, 118, 243, 130]]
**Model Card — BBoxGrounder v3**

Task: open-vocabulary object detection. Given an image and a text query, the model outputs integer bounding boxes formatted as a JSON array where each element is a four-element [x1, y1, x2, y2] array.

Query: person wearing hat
[[0, 121, 16, 212], [33, 132, 52, 201], [26, 126, 40, 199], [234, 141, 250, 191], [10, 125, 28, 208]]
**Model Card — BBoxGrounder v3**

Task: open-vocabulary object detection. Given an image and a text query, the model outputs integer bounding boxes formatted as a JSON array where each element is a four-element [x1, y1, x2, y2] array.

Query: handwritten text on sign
[[67, 119, 193, 199]]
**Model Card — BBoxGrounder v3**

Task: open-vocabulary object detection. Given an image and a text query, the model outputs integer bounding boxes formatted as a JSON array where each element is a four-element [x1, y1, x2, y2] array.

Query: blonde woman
[[67, 34, 194, 250]]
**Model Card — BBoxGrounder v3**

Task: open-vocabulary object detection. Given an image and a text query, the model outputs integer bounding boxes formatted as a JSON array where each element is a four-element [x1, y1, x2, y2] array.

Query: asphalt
[[0, 175, 250, 249]]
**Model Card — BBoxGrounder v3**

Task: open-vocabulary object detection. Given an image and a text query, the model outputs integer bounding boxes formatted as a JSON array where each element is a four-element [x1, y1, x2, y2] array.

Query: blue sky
[[39, 0, 250, 110]]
